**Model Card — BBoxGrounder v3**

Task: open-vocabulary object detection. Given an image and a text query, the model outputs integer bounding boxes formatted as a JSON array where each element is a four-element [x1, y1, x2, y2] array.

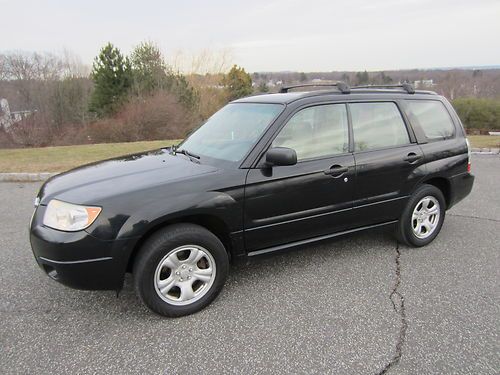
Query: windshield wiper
[[172, 145, 201, 160], [177, 149, 200, 159]]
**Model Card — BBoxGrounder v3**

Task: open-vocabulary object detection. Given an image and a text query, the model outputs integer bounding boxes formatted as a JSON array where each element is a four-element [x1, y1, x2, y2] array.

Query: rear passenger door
[[350, 101, 424, 226]]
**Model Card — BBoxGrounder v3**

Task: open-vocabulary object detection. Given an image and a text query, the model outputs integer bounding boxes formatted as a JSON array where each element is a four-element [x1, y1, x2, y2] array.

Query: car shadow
[[58, 227, 397, 319]]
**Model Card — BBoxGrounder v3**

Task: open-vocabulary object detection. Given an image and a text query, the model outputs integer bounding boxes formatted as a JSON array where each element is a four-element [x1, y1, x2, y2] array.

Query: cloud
[[0, 0, 499, 72]]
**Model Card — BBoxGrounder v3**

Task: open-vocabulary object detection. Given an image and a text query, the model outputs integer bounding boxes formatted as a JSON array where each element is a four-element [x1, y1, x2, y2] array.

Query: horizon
[[253, 65, 500, 74], [0, 47, 498, 75]]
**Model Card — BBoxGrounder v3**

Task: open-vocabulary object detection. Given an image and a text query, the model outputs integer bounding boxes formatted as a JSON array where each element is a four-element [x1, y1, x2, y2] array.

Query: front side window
[[180, 103, 283, 163], [404, 100, 455, 140], [350, 102, 410, 151], [272, 104, 349, 160]]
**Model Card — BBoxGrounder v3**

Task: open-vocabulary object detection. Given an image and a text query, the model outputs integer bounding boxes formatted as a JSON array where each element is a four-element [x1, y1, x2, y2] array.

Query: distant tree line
[[1, 46, 499, 148], [0, 44, 253, 147], [254, 69, 500, 98]]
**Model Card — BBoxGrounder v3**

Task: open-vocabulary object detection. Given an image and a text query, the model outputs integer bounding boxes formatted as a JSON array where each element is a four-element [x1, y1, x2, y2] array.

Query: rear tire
[[397, 184, 446, 247], [133, 223, 229, 317]]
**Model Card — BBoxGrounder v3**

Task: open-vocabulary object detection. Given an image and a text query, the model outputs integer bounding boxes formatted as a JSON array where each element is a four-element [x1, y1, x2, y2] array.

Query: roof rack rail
[[279, 82, 351, 94], [351, 83, 415, 94]]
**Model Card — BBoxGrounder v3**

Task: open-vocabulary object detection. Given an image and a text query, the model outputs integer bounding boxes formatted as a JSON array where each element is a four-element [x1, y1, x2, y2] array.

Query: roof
[[233, 92, 306, 104], [234, 87, 439, 105]]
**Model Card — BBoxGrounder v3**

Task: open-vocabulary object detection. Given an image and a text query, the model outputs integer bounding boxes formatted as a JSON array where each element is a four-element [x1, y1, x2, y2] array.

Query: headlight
[[43, 199, 102, 232]]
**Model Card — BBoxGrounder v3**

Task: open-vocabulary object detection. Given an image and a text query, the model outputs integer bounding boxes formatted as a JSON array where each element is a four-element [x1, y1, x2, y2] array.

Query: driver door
[[243, 103, 356, 252]]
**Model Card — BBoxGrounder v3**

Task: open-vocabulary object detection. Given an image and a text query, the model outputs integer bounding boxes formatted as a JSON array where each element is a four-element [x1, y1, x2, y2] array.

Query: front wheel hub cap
[[154, 245, 216, 306]]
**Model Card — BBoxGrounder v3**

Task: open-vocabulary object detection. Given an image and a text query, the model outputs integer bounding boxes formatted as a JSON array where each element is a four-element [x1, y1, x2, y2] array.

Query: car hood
[[37, 148, 219, 205]]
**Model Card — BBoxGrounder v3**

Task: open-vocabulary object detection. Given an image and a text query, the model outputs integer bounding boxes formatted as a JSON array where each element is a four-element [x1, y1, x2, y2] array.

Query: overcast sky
[[1, 0, 499, 72]]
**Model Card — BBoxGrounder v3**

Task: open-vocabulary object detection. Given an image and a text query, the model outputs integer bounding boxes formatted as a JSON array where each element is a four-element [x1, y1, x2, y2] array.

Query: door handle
[[403, 152, 422, 163], [324, 165, 349, 178]]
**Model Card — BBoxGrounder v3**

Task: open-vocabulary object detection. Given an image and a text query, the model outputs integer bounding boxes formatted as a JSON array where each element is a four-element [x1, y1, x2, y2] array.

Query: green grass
[[467, 135, 500, 149], [0, 135, 498, 173], [0, 140, 180, 173]]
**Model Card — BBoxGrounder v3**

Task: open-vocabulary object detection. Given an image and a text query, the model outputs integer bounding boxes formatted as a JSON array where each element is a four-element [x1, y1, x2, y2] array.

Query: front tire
[[133, 224, 229, 317], [397, 184, 446, 247]]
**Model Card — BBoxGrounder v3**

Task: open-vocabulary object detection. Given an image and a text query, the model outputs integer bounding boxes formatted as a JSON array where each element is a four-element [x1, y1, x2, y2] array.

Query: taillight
[[465, 138, 472, 173]]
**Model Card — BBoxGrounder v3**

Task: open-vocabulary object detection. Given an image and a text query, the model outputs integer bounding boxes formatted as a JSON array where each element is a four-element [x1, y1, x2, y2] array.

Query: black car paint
[[244, 153, 357, 251], [29, 91, 474, 291]]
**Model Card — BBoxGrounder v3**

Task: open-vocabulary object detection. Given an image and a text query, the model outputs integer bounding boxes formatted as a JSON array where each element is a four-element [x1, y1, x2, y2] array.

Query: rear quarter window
[[404, 100, 455, 140]]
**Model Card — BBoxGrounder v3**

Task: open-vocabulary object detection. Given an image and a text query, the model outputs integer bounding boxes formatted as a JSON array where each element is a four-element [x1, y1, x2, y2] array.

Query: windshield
[[179, 103, 284, 164]]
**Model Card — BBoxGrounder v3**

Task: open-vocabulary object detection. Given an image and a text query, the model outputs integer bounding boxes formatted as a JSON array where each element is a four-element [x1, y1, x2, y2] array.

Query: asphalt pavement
[[0, 155, 498, 374]]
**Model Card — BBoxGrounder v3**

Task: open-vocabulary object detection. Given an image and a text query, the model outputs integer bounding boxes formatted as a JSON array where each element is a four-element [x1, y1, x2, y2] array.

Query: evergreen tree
[[130, 41, 169, 95], [341, 73, 350, 84], [355, 70, 370, 85], [379, 71, 393, 84], [258, 82, 269, 93], [222, 65, 253, 100], [130, 41, 198, 108], [168, 73, 199, 109], [89, 43, 132, 116]]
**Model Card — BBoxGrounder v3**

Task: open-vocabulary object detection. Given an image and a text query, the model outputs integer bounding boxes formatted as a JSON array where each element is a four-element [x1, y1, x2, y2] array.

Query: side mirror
[[265, 147, 297, 166]]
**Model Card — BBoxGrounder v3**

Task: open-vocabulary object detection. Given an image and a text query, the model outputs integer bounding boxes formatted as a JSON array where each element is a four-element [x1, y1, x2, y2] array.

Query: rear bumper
[[30, 206, 136, 290], [448, 172, 475, 209]]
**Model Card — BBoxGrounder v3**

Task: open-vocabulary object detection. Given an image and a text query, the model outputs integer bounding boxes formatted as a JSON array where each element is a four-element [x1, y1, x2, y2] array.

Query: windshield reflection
[[179, 103, 284, 163]]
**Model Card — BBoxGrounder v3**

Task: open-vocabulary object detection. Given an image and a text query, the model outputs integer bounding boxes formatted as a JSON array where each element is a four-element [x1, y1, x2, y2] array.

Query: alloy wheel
[[154, 245, 216, 306], [411, 196, 440, 239]]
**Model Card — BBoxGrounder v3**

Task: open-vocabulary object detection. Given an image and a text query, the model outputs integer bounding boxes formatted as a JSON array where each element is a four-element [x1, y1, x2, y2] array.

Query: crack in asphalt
[[448, 213, 500, 223], [376, 241, 408, 375]]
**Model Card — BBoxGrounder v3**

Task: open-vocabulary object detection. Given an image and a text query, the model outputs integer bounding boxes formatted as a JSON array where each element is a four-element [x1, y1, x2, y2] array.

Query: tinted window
[[272, 104, 349, 160], [350, 102, 410, 151], [404, 100, 455, 140]]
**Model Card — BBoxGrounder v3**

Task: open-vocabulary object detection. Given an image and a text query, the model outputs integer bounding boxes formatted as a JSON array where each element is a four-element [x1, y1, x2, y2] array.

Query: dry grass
[[0, 140, 180, 173], [0, 135, 498, 173], [467, 135, 500, 149]]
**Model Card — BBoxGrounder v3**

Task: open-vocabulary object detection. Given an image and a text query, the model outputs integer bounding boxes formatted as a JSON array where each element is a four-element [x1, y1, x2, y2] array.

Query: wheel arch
[[417, 176, 451, 208], [126, 214, 234, 273]]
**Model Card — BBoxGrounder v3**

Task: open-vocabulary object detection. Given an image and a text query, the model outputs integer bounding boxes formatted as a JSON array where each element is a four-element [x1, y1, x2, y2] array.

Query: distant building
[[0, 98, 34, 132], [414, 79, 435, 88]]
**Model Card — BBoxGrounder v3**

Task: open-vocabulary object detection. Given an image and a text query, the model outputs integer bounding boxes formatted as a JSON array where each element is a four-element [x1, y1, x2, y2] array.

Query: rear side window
[[272, 104, 349, 160], [350, 102, 410, 151], [404, 100, 455, 140]]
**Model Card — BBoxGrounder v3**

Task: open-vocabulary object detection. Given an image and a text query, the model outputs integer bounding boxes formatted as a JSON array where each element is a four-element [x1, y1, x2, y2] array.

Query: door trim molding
[[247, 220, 398, 257], [248, 204, 352, 229]]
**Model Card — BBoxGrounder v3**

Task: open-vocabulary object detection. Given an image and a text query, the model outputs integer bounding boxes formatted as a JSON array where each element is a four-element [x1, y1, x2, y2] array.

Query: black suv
[[29, 83, 474, 317]]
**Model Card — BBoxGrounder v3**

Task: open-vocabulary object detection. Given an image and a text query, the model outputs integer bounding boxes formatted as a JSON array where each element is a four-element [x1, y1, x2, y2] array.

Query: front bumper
[[30, 205, 135, 290]]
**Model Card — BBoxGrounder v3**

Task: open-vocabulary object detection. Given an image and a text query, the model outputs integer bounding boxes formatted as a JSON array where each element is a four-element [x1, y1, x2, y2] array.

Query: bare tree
[[0, 50, 93, 146], [61, 48, 91, 78], [0, 54, 7, 80]]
